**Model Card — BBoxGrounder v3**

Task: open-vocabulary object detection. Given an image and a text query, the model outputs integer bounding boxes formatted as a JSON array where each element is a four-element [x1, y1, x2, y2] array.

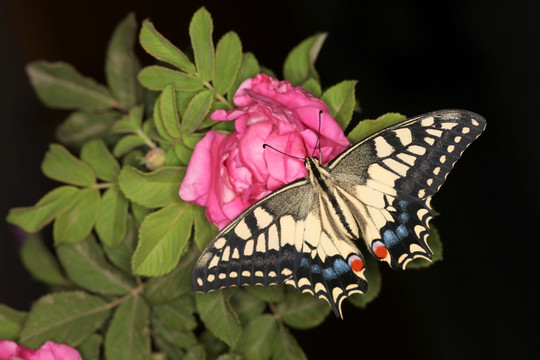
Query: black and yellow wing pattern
[[192, 110, 486, 318]]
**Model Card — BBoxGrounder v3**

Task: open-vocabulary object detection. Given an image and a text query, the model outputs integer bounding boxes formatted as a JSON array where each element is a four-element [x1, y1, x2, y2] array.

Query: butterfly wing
[[328, 110, 486, 269]]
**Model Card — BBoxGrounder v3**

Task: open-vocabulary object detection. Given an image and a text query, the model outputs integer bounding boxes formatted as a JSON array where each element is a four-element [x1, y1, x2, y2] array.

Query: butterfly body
[[192, 110, 486, 318]]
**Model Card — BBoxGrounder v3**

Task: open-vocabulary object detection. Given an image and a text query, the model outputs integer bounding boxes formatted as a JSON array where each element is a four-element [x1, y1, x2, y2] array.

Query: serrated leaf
[[113, 134, 146, 156], [19, 291, 110, 348], [175, 91, 200, 116], [77, 333, 102, 360], [139, 20, 195, 74], [80, 139, 121, 182], [56, 111, 120, 147], [138, 66, 204, 91], [228, 52, 260, 103], [95, 185, 128, 247], [106, 12, 142, 109], [229, 289, 265, 324], [0, 304, 27, 341], [154, 297, 197, 331], [347, 256, 382, 309], [272, 327, 307, 360], [214, 32, 242, 95], [144, 245, 198, 304], [105, 295, 151, 360], [57, 235, 134, 295], [182, 90, 214, 134], [160, 84, 182, 138], [20, 233, 66, 286], [276, 288, 331, 329], [152, 315, 196, 353], [152, 97, 175, 142], [301, 77, 322, 97], [7, 186, 79, 233], [233, 315, 277, 360], [42, 144, 96, 186], [189, 7, 214, 81], [118, 166, 184, 208], [347, 112, 407, 143], [192, 205, 217, 250], [183, 133, 204, 149], [407, 226, 442, 269], [53, 188, 100, 244], [173, 140, 193, 165], [104, 214, 137, 272], [132, 202, 193, 276], [322, 80, 357, 130], [283, 33, 327, 85], [246, 285, 284, 303], [195, 288, 241, 346], [112, 116, 139, 134], [26, 61, 118, 110]]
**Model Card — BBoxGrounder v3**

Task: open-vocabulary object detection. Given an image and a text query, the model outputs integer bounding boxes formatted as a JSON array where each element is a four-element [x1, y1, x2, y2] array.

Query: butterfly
[[192, 109, 486, 318]]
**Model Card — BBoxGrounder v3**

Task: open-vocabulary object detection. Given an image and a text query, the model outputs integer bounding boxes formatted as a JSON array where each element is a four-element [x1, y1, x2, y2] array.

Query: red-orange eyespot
[[372, 241, 388, 259], [348, 255, 364, 272]]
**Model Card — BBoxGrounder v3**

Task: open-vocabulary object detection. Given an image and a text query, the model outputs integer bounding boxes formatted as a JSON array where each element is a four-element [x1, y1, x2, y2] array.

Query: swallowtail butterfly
[[192, 110, 485, 318]]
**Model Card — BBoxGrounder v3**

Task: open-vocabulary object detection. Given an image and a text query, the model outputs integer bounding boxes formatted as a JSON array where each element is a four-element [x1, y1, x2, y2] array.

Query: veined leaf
[[233, 315, 277, 360], [0, 304, 27, 341], [283, 33, 327, 86], [153, 297, 197, 331], [181, 90, 214, 134], [189, 7, 214, 81], [229, 290, 265, 324], [138, 66, 203, 91], [246, 285, 285, 303], [56, 111, 120, 147], [53, 188, 100, 244], [272, 327, 307, 360], [214, 31, 242, 95], [42, 144, 96, 186], [195, 288, 241, 346], [276, 288, 331, 329], [301, 77, 322, 98], [160, 84, 182, 138], [192, 205, 217, 250], [95, 185, 128, 247], [77, 333, 102, 360], [80, 139, 121, 182], [103, 214, 138, 273], [113, 134, 146, 157], [322, 80, 357, 130], [20, 233, 66, 286], [228, 52, 260, 103]]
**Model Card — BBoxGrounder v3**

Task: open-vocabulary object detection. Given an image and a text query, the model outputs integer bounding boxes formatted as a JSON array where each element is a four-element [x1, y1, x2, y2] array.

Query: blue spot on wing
[[383, 230, 400, 246], [323, 267, 337, 280], [333, 258, 349, 275], [396, 224, 409, 239], [311, 264, 321, 274]]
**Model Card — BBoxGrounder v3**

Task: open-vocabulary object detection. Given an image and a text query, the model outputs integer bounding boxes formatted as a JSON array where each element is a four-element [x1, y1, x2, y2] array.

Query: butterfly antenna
[[262, 144, 305, 161], [311, 110, 323, 160]]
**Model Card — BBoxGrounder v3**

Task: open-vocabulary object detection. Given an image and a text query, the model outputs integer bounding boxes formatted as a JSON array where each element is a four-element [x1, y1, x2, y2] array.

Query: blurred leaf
[[407, 226, 443, 269], [154, 297, 197, 331], [199, 330, 228, 360], [118, 166, 184, 208], [76, 333, 102, 360], [185, 345, 206, 360], [56, 111, 120, 147], [80, 139, 121, 182], [53, 188, 100, 244], [104, 214, 138, 272], [95, 185, 128, 247], [105, 295, 151, 360], [246, 284, 284, 303], [347, 256, 382, 308], [229, 289, 265, 324], [0, 304, 27, 341], [283, 33, 327, 86], [131, 201, 150, 224], [322, 80, 357, 130], [272, 327, 307, 360], [233, 315, 277, 360], [106, 12, 142, 108], [122, 149, 145, 170], [20, 233, 66, 286], [217, 354, 242, 360], [152, 315, 196, 353], [7, 186, 79, 233], [214, 31, 242, 95], [139, 20, 195, 74], [26, 61, 118, 110], [42, 144, 96, 186], [57, 235, 134, 295], [132, 202, 193, 276], [301, 77, 322, 97], [189, 7, 214, 82], [138, 66, 204, 91], [160, 84, 182, 138], [173, 141, 192, 165], [228, 52, 260, 103], [181, 90, 214, 134], [347, 112, 407, 143], [276, 288, 331, 329], [192, 205, 217, 250], [195, 289, 241, 346], [19, 291, 111, 348], [113, 134, 146, 157]]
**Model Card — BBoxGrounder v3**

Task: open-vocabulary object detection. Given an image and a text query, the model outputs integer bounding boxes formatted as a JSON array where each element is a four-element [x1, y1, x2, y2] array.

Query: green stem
[[202, 80, 233, 109], [107, 283, 145, 310], [92, 182, 115, 189], [135, 128, 157, 149], [269, 302, 285, 330]]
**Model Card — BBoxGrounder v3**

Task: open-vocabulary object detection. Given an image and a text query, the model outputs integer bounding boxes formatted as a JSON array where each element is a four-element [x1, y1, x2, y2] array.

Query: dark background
[[1, 1, 538, 359]]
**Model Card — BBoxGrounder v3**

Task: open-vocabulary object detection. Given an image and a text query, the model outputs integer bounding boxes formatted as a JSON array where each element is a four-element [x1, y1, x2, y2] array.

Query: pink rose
[[0, 340, 81, 360], [179, 74, 350, 230]]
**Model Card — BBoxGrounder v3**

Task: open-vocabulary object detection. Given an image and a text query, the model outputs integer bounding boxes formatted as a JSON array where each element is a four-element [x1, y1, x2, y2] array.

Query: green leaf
[[56, 111, 120, 147], [301, 77, 322, 97], [347, 256, 382, 308], [103, 214, 137, 272], [19, 291, 111, 348], [195, 288, 241, 346], [26, 61, 118, 110], [276, 288, 331, 329], [95, 186, 129, 247], [233, 315, 277, 360], [407, 226, 443, 269], [53, 188, 100, 244], [192, 205, 217, 250], [152, 316, 196, 355], [77, 333, 103, 360], [113, 134, 146, 157], [181, 90, 214, 134], [185, 345, 207, 360], [160, 84, 182, 138], [132, 202, 193, 276], [0, 304, 27, 341], [57, 235, 135, 295], [189, 7, 214, 81], [139, 20, 195, 74], [246, 284, 284, 303], [80, 139, 121, 182], [228, 52, 260, 103], [229, 289, 265, 324], [173, 140, 193, 165], [347, 112, 407, 143], [217, 354, 242, 360], [144, 245, 198, 304], [199, 331, 228, 360], [105, 295, 151, 360], [138, 66, 204, 91], [152, 97, 175, 142], [106, 12, 142, 109], [122, 149, 145, 170], [321, 80, 357, 130], [214, 31, 242, 95], [6, 186, 79, 233], [154, 297, 197, 331], [283, 33, 327, 85], [272, 327, 307, 360], [42, 144, 96, 186], [131, 201, 150, 224], [118, 166, 184, 208], [20, 233, 66, 286]]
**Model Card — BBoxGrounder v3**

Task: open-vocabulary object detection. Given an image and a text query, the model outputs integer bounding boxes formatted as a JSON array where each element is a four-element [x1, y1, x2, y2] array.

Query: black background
[[1, 1, 538, 359]]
